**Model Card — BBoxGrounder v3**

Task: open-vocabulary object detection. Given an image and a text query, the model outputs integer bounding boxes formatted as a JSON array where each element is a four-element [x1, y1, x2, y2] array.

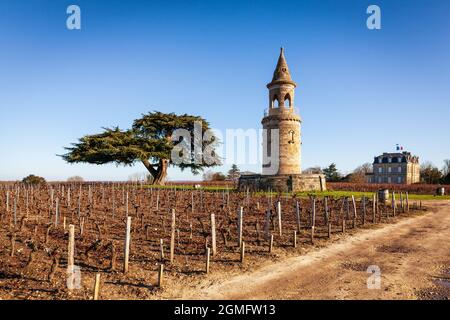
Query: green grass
[[143, 184, 233, 191], [296, 190, 374, 199], [295, 190, 450, 201], [141, 185, 450, 200]]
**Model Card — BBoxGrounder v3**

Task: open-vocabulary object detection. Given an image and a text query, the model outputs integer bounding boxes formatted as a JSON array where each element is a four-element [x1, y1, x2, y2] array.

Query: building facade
[[239, 48, 325, 192], [367, 151, 420, 184]]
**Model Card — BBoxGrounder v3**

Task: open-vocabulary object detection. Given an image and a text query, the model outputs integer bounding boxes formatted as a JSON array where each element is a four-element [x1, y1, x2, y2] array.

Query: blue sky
[[0, 0, 449, 181]]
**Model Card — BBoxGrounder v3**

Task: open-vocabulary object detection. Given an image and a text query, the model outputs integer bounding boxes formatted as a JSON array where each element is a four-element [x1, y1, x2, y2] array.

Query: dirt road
[[183, 201, 450, 300]]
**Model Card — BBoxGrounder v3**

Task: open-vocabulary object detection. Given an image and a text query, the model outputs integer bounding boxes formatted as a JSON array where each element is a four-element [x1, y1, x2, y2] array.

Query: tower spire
[[269, 47, 296, 87]]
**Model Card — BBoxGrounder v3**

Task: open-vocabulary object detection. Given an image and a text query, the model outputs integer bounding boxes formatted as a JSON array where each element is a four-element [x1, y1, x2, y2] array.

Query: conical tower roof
[[267, 47, 296, 88]]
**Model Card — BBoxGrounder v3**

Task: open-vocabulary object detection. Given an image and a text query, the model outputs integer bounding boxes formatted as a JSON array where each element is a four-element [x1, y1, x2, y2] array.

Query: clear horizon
[[1, 0, 449, 181]]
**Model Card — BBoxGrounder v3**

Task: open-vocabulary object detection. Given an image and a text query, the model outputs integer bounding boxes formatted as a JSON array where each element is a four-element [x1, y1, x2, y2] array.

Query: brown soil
[[0, 184, 447, 300], [159, 201, 450, 300]]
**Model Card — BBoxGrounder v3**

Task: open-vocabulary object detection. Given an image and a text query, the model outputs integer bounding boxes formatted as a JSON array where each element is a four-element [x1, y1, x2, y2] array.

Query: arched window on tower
[[284, 94, 292, 107], [272, 95, 280, 108]]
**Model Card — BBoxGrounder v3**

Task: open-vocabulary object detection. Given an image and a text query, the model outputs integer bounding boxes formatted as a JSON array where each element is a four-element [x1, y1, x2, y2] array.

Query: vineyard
[[0, 182, 427, 300], [327, 182, 450, 195]]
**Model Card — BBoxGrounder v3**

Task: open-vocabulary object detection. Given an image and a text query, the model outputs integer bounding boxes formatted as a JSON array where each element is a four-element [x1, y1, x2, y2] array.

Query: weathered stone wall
[[262, 108, 301, 175], [239, 174, 326, 193]]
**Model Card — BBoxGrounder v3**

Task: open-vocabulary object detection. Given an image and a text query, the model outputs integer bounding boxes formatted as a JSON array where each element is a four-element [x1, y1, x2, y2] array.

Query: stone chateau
[[239, 48, 326, 192], [366, 151, 420, 184]]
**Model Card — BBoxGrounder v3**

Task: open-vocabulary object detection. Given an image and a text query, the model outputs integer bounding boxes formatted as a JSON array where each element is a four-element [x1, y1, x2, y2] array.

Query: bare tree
[[303, 166, 322, 174], [442, 159, 450, 184], [420, 161, 442, 184], [67, 176, 84, 182], [442, 159, 450, 177], [203, 170, 214, 181], [349, 163, 372, 183]]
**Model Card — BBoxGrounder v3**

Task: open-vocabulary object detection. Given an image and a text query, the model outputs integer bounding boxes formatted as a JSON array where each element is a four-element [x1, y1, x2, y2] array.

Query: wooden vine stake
[[400, 192, 404, 212], [157, 264, 164, 287], [93, 273, 101, 300], [311, 197, 316, 243], [13, 197, 17, 227], [293, 230, 297, 248], [125, 192, 129, 216], [405, 192, 409, 212], [295, 201, 301, 233], [211, 213, 217, 256], [372, 194, 376, 223], [205, 247, 211, 274], [170, 209, 176, 264], [6, 191, 9, 212], [351, 195, 357, 228], [269, 234, 274, 253], [68, 225, 75, 272], [362, 196, 366, 226], [237, 207, 243, 247], [277, 201, 282, 236], [264, 210, 270, 240], [55, 197, 59, 227], [392, 192, 396, 216], [123, 216, 131, 273], [240, 241, 245, 263], [156, 192, 159, 211]]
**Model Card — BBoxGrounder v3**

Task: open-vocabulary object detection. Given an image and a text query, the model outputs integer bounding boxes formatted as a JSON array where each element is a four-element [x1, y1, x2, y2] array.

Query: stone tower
[[262, 47, 302, 175], [238, 48, 325, 192]]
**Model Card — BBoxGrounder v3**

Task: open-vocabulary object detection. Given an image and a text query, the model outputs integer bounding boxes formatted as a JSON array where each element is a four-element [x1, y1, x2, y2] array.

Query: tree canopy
[[227, 164, 241, 181], [323, 163, 341, 182], [22, 174, 46, 185], [61, 111, 220, 185], [203, 170, 226, 181]]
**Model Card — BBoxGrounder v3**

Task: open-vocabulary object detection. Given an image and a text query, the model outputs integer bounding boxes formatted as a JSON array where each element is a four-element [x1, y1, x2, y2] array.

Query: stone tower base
[[238, 174, 326, 193]]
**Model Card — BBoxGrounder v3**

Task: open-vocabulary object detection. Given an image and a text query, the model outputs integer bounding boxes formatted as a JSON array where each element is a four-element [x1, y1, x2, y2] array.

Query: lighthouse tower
[[262, 48, 302, 175]]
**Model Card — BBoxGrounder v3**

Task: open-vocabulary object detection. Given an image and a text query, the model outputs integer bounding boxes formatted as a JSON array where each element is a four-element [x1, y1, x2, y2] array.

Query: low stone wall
[[239, 174, 326, 192]]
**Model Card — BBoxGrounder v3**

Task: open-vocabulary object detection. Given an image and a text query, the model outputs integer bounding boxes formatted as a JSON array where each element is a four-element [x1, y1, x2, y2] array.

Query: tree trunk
[[142, 159, 169, 185], [153, 159, 169, 185]]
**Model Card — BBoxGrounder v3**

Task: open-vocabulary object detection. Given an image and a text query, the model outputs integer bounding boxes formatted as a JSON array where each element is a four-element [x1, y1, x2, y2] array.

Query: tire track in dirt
[[182, 201, 450, 300]]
